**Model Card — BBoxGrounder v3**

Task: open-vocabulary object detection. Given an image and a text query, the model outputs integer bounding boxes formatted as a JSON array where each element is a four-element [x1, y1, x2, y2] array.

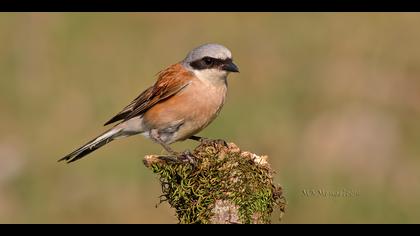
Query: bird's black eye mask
[[190, 57, 233, 70]]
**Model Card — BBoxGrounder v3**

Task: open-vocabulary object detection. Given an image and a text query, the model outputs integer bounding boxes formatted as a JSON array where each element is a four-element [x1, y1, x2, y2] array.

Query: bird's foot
[[202, 138, 228, 147], [212, 138, 228, 147], [158, 149, 196, 166], [190, 136, 227, 147], [177, 150, 197, 166]]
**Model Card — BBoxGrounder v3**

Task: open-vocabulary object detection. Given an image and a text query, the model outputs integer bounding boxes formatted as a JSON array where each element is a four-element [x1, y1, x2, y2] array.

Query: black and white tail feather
[[58, 127, 123, 163]]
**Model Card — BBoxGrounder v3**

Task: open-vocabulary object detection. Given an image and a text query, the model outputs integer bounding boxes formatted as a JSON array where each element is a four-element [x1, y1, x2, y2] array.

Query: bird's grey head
[[182, 43, 239, 83]]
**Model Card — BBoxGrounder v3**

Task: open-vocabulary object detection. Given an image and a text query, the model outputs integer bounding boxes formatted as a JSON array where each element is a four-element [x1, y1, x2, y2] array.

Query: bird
[[59, 43, 239, 163]]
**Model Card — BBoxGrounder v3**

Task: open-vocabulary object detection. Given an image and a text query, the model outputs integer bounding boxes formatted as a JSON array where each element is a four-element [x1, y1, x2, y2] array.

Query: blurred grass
[[1, 13, 420, 223]]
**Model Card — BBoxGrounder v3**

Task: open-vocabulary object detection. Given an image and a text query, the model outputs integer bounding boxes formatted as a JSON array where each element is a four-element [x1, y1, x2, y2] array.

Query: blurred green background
[[1, 13, 420, 223]]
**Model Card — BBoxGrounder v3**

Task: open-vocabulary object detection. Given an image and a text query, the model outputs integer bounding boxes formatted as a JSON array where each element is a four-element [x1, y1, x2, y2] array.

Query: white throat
[[193, 69, 228, 87]]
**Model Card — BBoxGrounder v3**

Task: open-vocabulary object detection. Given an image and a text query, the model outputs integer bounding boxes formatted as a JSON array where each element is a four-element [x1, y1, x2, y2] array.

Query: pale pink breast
[[142, 77, 227, 142]]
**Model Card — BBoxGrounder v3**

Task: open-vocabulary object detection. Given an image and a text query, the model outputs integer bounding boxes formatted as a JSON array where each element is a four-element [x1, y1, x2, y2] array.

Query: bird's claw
[[178, 150, 197, 165], [200, 138, 227, 147], [189, 136, 227, 147], [156, 150, 196, 166]]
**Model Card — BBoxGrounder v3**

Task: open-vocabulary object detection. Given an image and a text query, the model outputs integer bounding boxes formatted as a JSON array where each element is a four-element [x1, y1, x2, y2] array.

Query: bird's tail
[[58, 127, 123, 163]]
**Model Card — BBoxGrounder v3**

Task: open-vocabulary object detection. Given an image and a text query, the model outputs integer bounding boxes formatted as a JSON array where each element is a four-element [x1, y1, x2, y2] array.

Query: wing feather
[[104, 64, 193, 126]]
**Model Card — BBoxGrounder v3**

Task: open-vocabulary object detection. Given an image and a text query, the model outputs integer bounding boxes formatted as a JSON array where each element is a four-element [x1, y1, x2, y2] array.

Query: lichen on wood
[[143, 140, 286, 224]]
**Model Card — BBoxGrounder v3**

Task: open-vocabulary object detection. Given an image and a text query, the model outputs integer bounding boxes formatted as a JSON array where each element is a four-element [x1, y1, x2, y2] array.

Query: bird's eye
[[203, 57, 213, 65]]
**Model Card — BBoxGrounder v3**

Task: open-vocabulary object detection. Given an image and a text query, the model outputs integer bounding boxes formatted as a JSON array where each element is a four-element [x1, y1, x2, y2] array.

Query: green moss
[[150, 141, 286, 224]]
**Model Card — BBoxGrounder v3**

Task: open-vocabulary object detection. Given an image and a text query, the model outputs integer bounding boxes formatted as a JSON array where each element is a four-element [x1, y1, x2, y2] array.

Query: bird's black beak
[[222, 61, 239, 73]]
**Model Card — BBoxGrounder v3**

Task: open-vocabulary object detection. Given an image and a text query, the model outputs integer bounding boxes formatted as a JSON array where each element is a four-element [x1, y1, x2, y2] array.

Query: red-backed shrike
[[59, 43, 239, 163]]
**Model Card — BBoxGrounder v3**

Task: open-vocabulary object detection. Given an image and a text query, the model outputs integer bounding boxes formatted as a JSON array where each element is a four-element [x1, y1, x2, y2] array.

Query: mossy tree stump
[[143, 140, 286, 224]]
